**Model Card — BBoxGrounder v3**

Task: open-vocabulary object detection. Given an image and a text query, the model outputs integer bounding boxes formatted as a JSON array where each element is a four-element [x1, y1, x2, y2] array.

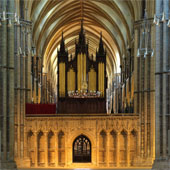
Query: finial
[[100, 31, 102, 39], [62, 31, 64, 39], [81, 19, 84, 33], [60, 31, 65, 52]]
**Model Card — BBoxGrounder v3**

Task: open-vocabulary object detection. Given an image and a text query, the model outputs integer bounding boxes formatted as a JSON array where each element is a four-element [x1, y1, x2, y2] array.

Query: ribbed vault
[[26, 0, 142, 90]]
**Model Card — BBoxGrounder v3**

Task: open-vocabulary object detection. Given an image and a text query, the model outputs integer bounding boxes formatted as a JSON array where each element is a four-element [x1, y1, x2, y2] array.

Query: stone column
[[44, 132, 48, 167], [137, 131, 140, 158], [0, 131, 1, 161], [127, 132, 130, 167], [134, 29, 139, 114], [96, 132, 100, 166], [106, 132, 110, 167], [20, 27, 26, 160], [34, 132, 38, 167], [14, 22, 21, 161], [23, 131, 28, 158], [1, 0, 7, 163], [154, 0, 162, 160], [152, 0, 170, 169], [7, 0, 15, 162], [55, 132, 58, 167], [162, 0, 169, 158], [117, 132, 120, 167], [65, 132, 67, 166]]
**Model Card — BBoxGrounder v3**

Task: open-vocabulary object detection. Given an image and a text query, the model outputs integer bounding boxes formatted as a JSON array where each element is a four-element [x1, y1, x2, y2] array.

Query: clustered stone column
[[134, 10, 155, 164], [153, 0, 170, 169], [13, 5, 32, 169], [0, 0, 16, 169]]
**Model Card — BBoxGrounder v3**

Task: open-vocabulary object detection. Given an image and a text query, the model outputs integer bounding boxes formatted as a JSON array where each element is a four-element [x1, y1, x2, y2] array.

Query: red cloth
[[26, 103, 56, 115]]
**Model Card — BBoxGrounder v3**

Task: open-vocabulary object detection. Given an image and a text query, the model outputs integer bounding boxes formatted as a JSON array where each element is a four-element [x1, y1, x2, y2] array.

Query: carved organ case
[[57, 23, 106, 114]]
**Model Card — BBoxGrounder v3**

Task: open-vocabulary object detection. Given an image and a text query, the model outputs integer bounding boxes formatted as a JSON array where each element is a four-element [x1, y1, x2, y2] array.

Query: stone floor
[[18, 168, 151, 170]]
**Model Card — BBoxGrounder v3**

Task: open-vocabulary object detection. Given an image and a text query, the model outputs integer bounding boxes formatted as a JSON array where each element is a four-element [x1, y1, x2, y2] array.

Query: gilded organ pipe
[[67, 68, 75, 92], [59, 63, 65, 97]]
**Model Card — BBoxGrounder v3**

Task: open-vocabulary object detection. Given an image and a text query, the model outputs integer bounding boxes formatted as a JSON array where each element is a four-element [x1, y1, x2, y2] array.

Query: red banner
[[26, 103, 56, 115]]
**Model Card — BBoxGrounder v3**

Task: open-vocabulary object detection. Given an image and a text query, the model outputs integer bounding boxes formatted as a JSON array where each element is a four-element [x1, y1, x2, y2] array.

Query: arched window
[[73, 135, 91, 163]]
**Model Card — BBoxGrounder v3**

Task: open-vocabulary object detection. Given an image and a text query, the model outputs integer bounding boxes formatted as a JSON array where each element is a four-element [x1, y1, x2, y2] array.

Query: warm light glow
[[74, 169, 91, 170]]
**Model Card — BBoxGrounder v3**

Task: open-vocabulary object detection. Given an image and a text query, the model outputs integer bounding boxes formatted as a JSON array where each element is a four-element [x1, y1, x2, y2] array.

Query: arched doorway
[[73, 135, 91, 163]]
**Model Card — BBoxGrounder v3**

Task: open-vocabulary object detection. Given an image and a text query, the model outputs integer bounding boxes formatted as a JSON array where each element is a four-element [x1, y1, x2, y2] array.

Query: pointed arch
[[99, 130, 107, 164], [119, 130, 127, 166], [58, 130, 65, 165], [37, 131, 45, 165], [27, 130, 35, 166], [73, 135, 91, 163], [48, 131, 55, 165], [130, 129, 138, 165], [109, 130, 117, 165]]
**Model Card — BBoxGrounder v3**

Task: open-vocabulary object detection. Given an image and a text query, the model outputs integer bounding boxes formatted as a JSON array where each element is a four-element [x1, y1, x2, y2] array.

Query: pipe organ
[[57, 23, 106, 113]]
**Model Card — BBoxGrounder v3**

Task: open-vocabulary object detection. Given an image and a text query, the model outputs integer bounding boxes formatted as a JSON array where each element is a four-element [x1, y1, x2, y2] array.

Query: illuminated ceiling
[[27, 0, 142, 87]]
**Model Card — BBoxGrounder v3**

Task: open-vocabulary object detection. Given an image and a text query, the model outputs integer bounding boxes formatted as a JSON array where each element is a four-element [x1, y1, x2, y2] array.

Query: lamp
[[14, 13, 18, 23], [167, 19, 170, 27], [32, 47, 36, 56], [153, 14, 157, 24], [23, 51, 26, 58], [137, 49, 140, 57], [0, 11, 31, 27], [137, 9, 154, 58], [156, 18, 160, 26], [8, 19, 12, 27], [17, 16, 20, 25], [19, 47, 22, 55], [2, 11, 6, 21], [144, 48, 148, 58], [0, 11, 19, 26], [154, 11, 170, 27], [161, 12, 166, 22], [151, 49, 154, 57]]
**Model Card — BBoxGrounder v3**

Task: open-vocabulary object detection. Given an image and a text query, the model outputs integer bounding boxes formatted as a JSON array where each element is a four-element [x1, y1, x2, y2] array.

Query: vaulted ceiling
[[26, 0, 143, 87]]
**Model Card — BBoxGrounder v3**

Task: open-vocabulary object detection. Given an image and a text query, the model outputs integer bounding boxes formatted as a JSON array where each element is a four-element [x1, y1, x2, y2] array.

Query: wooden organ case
[[57, 23, 107, 114]]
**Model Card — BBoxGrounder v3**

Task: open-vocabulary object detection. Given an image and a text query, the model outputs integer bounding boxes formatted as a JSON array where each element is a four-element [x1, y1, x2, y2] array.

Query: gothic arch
[[58, 130, 65, 166], [99, 130, 107, 164], [69, 131, 95, 148], [73, 135, 91, 163], [37, 131, 45, 165], [130, 129, 138, 165], [119, 130, 128, 166], [27, 130, 35, 166], [48, 131, 55, 165], [109, 130, 117, 165]]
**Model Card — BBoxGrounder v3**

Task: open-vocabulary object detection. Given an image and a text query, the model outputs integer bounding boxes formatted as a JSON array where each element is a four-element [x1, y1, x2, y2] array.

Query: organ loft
[[57, 21, 107, 113]]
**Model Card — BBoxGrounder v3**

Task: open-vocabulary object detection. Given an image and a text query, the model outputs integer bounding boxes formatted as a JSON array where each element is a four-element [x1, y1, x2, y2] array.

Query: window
[[73, 135, 91, 163]]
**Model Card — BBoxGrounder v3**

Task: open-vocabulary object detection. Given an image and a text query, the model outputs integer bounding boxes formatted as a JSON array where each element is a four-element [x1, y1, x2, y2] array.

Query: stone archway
[[73, 135, 91, 163]]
